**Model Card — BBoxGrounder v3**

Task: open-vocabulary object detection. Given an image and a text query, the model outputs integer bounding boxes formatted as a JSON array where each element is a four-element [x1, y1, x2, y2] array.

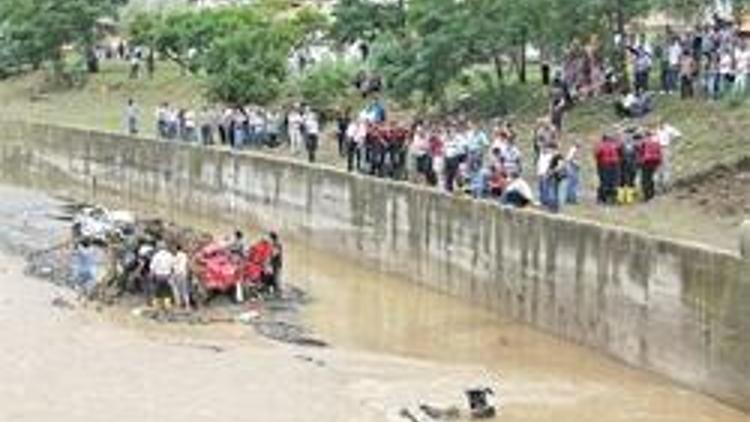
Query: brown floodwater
[[0, 183, 747, 422]]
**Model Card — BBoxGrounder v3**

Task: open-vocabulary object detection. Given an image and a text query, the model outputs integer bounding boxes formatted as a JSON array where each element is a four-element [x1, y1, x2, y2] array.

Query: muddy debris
[[17, 200, 327, 349], [51, 297, 75, 310]]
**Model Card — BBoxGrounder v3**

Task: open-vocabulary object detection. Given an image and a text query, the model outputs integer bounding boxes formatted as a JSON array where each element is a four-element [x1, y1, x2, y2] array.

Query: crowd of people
[[120, 20, 747, 215], [594, 121, 681, 206]]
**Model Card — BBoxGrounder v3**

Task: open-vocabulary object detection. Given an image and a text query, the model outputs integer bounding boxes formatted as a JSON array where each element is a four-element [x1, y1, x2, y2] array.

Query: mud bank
[[1, 121, 749, 414]]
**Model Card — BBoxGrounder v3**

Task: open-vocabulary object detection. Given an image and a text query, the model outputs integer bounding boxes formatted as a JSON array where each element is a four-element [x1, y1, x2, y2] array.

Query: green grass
[[0, 61, 748, 251], [0, 61, 203, 135]]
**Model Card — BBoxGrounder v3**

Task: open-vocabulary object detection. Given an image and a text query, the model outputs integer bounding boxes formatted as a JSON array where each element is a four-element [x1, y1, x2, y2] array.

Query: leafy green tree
[[203, 27, 294, 106], [0, 0, 122, 76], [329, 0, 405, 44]]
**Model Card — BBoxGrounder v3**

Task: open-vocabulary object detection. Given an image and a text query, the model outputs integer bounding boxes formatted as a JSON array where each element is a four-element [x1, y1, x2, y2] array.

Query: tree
[[203, 28, 291, 106], [0, 0, 122, 77], [329, 0, 405, 44]]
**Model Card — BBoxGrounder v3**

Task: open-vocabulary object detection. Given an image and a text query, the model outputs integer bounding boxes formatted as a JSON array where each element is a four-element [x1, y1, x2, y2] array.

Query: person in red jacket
[[638, 131, 663, 202], [594, 133, 622, 205]]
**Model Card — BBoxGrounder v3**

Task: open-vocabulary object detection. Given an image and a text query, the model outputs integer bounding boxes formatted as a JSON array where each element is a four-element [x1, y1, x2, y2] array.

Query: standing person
[[655, 120, 681, 192], [170, 245, 191, 310], [537, 144, 554, 209], [666, 38, 682, 94], [631, 41, 653, 94], [706, 53, 721, 100], [550, 95, 566, 134], [73, 240, 97, 295], [443, 127, 466, 193], [155, 103, 169, 139], [638, 132, 663, 202], [719, 48, 735, 96], [680, 51, 696, 99], [124, 99, 139, 136], [268, 232, 283, 298], [618, 129, 640, 205], [499, 134, 523, 177], [199, 106, 214, 145], [563, 141, 581, 204], [594, 134, 622, 205], [466, 121, 489, 170], [287, 106, 304, 154], [336, 109, 351, 158], [303, 108, 320, 163], [734, 41, 750, 96], [346, 119, 366, 172], [543, 144, 566, 213], [149, 242, 174, 307], [129, 50, 141, 79]]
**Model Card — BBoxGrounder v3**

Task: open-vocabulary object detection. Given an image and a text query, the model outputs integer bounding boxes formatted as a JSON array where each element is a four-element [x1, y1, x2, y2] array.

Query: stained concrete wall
[[1, 121, 749, 412]]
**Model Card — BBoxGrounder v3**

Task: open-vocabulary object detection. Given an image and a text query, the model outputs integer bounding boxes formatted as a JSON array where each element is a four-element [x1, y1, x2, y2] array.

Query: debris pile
[[25, 202, 326, 347]]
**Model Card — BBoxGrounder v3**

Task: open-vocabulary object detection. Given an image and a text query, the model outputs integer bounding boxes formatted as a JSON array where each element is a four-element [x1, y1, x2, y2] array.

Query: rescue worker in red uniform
[[638, 132, 663, 202], [594, 134, 622, 205]]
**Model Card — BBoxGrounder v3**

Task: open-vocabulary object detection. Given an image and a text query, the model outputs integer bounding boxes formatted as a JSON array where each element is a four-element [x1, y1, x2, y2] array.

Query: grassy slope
[[0, 61, 747, 251]]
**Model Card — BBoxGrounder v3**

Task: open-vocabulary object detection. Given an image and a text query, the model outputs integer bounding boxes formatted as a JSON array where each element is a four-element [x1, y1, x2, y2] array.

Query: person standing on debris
[[230, 230, 246, 260], [125, 99, 139, 136], [170, 245, 191, 310], [73, 239, 97, 294], [149, 242, 174, 306], [269, 232, 283, 298]]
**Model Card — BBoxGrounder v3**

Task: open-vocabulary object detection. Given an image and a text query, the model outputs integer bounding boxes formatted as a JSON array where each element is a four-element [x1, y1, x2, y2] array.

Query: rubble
[[21, 202, 326, 348]]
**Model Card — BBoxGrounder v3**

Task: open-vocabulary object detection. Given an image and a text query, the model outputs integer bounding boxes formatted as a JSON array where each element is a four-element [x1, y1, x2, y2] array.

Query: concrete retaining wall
[[1, 121, 749, 412]]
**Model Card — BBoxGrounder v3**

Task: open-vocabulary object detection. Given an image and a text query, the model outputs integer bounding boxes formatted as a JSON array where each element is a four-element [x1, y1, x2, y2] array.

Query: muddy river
[[0, 183, 746, 422]]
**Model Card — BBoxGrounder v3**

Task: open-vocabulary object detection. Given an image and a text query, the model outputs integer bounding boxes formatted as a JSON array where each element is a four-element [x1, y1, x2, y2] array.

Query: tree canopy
[[0, 0, 123, 74]]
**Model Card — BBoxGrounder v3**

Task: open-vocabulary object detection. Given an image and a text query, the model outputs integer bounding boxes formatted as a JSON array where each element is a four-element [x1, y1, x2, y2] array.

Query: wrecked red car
[[192, 240, 273, 300]]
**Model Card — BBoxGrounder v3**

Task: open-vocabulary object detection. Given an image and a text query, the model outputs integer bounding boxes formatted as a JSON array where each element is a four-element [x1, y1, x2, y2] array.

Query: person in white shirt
[[719, 49, 735, 95], [502, 173, 534, 208], [499, 137, 523, 177], [170, 245, 191, 309], [287, 107, 303, 154], [346, 119, 366, 172], [149, 243, 174, 305], [655, 121, 682, 192], [667, 39, 682, 94], [303, 108, 320, 163], [443, 127, 467, 192], [734, 42, 750, 96]]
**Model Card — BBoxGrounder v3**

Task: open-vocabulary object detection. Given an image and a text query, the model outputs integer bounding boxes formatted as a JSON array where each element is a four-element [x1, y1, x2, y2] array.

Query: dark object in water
[[465, 387, 496, 419], [419, 403, 461, 420]]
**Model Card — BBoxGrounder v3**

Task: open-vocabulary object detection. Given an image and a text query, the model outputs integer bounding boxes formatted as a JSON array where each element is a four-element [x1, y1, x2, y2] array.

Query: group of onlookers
[[402, 117, 578, 211], [594, 120, 681, 205], [631, 22, 750, 100]]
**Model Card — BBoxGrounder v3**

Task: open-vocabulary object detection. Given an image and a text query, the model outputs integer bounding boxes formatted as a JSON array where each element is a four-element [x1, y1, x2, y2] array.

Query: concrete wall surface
[[1, 121, 748, 412]]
